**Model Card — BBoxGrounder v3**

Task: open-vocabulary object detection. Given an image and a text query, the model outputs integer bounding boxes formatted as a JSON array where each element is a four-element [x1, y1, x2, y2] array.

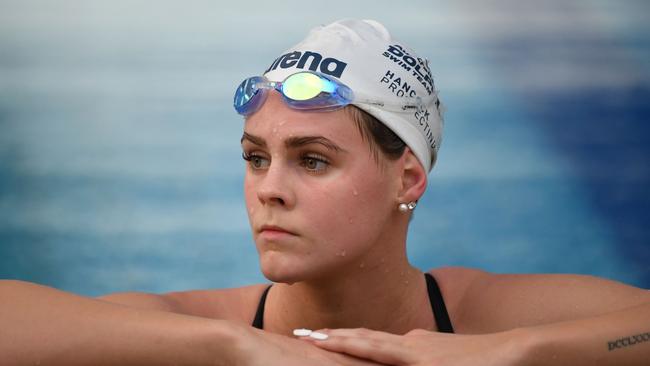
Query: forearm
[[517, 302, 650, 366], [0, 280, 244, 366]]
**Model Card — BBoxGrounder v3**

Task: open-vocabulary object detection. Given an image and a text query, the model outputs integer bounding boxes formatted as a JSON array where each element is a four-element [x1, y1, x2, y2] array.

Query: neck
[[263, 232, 435, 336]]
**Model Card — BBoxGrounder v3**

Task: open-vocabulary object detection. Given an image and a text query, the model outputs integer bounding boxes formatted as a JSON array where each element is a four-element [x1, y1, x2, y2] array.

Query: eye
[[300, 154, 329, 173], [242, 152, 270, 170]]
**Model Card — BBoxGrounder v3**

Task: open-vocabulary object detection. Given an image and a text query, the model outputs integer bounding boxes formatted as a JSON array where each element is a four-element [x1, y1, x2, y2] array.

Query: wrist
[[501, 324, 580, 366], [184, 319, 249, 366], [209, 320, 251, 366], [496, 327, 544, 366]]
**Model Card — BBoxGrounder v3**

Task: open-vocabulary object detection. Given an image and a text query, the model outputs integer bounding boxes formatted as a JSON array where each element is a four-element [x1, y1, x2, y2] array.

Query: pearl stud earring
[[398, 201, 417, 212]]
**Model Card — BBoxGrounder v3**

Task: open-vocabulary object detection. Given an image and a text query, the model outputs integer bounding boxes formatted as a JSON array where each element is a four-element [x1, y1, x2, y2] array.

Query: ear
[[396, 148, 428, 203]]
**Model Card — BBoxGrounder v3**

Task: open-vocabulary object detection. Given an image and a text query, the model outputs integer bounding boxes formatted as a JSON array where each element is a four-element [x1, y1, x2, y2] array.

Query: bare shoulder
[[427, 266, 489, 311], [98, 283, 271, 324], [428, 267, 650, 334], [426, 266, 490, 329]]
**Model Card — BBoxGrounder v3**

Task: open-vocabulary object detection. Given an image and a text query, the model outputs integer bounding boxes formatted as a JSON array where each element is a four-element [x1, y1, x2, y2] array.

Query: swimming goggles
[[233, 71, 435, 116]]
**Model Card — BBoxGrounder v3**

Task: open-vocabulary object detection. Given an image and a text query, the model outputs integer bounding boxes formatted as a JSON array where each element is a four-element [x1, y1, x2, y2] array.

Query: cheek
[[303, 173, 393, 250], [243, 173, 257, 215]]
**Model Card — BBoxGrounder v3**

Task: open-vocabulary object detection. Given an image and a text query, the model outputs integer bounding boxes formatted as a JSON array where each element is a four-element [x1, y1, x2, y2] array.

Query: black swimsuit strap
[[425, 272, 455, 333], [252, 285, 271, 330], [251, 273, 454, 333]]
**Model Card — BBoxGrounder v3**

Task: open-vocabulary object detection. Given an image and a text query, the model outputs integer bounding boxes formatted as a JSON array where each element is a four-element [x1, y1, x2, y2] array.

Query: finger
[[318, 328, 402, 341], [327, 352, 389, 366], [324, 328, 390, 338], [309, 329, 415, 366]]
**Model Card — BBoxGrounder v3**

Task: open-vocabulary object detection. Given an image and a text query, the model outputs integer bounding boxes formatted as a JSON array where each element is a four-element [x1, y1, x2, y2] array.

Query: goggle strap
[[352, 91, 439, 113]]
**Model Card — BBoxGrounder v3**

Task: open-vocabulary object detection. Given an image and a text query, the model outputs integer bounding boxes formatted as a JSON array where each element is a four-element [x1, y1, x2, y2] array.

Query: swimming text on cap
[[265, 51, 348, 78], [382, 44, 433, 95]]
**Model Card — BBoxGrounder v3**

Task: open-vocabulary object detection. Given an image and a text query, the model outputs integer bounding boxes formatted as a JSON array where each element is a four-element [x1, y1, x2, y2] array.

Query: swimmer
[[1, 19, 649, 366]]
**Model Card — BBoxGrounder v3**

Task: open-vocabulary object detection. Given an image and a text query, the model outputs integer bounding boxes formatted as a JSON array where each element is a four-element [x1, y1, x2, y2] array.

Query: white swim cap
[[263, 19, 444, 172]]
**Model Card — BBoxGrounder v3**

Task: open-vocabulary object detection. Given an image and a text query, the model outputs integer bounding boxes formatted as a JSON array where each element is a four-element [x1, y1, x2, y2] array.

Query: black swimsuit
[[251, 272, 454, 333]]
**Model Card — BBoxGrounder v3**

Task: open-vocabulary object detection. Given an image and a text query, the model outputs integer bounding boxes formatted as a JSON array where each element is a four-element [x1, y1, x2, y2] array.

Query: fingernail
[[293, 328, 313, 337], [309, 332, 329, 340]]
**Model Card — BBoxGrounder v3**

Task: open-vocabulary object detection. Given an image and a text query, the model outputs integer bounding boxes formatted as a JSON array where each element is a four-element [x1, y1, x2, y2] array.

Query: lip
[[259, 224, 297, 239], [260, 225, 296, 235]]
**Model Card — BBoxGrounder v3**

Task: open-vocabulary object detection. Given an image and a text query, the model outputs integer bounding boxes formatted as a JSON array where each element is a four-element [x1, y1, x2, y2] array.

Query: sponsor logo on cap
[[265, 50, 348, 78], [382, 44, 433, 95], [380, 70, 417, 98]]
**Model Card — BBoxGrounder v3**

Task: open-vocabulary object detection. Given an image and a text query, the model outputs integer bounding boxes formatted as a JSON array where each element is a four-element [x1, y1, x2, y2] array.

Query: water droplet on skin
[[348, 218, 353, 224], [336, 250, 347, 257], [352, 189, 359, 196], [272, 127, 278, 135], [359, 262, 365, 269]]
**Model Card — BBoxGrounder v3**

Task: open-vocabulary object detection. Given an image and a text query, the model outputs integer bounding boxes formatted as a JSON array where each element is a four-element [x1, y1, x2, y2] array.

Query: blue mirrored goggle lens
[[234, 76, 266, 115], [281, 72, 328, 101], [233, 72, 354, 115]]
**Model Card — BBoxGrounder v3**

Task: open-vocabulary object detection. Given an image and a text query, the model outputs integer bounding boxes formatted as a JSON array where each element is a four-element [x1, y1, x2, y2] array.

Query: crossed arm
[[1, 271, 649, 366], [0, 280, 377, 366], [304, 270, 650, 366], [304, 302, 650, 366]]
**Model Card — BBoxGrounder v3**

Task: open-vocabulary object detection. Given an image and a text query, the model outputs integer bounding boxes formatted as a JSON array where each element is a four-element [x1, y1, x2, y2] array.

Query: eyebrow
[[241, 132, 266, 147], [241, 132, 347, 153]]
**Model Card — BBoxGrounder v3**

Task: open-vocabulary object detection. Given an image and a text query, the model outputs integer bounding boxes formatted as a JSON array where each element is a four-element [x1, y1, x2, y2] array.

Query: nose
[[256, 161, 295, 208]]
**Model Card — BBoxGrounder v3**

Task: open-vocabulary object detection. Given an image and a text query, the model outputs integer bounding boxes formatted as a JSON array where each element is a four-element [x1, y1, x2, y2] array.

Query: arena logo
[[265, 50, 348, 78], [382, 44, 433, 95]]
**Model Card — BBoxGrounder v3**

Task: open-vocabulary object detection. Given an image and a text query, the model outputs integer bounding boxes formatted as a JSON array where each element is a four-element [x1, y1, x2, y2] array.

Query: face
[[242, 92, 402, 284]]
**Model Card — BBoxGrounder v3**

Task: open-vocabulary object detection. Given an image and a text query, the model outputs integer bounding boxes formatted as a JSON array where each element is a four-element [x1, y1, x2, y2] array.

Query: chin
[[258, 252, 308, 284], [258, 247, 347, 284], [261, 266, 304, 285]]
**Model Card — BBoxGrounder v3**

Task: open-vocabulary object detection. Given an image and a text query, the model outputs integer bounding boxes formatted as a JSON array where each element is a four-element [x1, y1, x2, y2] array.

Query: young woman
[[1, 19, 648, 366]]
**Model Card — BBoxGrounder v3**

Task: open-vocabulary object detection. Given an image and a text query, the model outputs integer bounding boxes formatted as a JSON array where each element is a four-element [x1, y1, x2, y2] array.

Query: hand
[[302, 328, 522, 366], [236, 326, 385, 366]]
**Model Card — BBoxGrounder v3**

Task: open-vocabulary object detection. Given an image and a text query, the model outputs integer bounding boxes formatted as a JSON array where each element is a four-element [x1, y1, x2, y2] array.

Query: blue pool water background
[[0, 0, 648, 296]]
